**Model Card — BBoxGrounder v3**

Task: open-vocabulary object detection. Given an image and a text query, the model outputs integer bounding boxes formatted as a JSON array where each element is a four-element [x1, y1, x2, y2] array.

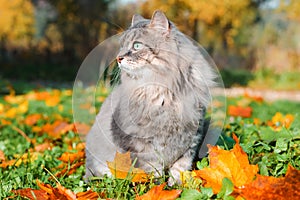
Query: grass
[[0, 81, 299, 199]]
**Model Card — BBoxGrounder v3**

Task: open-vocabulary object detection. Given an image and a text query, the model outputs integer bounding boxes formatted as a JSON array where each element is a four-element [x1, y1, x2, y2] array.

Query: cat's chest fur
[[110, 83, 202, 168]]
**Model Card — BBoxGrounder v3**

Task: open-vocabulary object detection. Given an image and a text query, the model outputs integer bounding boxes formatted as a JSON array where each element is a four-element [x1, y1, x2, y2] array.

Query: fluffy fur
[[85, 10, 216, 185]]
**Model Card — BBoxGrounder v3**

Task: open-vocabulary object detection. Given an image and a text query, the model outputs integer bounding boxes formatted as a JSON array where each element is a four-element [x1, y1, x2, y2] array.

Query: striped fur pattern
[[85, 10, 216, 185]]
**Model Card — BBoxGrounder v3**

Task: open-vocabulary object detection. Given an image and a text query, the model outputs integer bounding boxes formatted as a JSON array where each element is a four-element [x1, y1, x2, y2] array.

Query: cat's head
[[117, 10, 179, 79]]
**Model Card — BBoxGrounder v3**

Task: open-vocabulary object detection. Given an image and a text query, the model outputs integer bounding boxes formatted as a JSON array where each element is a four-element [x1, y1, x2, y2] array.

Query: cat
[[85, 10, 216, 185]]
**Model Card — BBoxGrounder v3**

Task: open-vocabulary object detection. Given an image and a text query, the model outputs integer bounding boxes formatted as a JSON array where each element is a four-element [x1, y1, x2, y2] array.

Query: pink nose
[[117, 56, 124, 63]]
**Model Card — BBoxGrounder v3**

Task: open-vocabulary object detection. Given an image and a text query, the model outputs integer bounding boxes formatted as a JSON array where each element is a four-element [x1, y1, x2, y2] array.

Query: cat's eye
[[133, 42, 144, 50]]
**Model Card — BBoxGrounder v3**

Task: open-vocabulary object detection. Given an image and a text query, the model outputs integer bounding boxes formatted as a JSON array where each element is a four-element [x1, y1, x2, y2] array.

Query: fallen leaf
[[45, 95, 60, 107], [0, 119, 12, 125], [76, 190, 102, 200], [136, 183, 182, 200], [73, 122, 91, 135], [56, 183, 77, 200], [34, 91, 52, 101], [0, 159, 16, 168], [228, 105, 252, 118], [58, 151, 85, 163], [236, 165, 300, 199], [4, 94, 25, 104], [269, 112, 295, 130], [24, 114, 43, 126], [42, 121, 74, 139], [34, 142, 52, 152], [107, 151, 149, 182], [0, 150, 5, 161], [13, 188, 48, 200], [194, 134, 259, 193], [0, 103, 4, 113], [55, 161, 85, 178]]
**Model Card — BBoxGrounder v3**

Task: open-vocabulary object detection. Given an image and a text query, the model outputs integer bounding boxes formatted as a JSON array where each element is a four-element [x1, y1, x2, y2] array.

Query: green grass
[[0, 82, 299, 199]]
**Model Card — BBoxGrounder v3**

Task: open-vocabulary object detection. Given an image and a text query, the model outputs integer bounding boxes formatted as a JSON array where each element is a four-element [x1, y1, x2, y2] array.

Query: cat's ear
[[131, 14, 145, 26], [150, 10, 170, 31]]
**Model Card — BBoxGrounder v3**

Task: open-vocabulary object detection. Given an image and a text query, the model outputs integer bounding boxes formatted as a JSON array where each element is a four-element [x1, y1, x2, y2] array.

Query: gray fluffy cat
[[85, 10, 216, 185]]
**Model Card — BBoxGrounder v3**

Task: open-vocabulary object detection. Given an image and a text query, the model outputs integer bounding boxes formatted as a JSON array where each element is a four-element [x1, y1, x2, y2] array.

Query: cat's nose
[[116, 56, 124, 63]]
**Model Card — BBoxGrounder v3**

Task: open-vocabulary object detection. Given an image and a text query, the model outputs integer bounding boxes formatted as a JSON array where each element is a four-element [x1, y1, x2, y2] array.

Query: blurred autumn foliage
[[0, 0, 300, 81]]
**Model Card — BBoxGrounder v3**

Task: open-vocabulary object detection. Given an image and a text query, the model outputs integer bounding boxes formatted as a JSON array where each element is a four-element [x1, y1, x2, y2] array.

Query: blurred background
[[0, 0, 300, 91]]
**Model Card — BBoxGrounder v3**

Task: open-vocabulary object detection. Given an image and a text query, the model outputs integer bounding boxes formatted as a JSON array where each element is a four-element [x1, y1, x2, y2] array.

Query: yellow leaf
[[17, 100, 28, 114], [0, 103, 4, 113], [107, 152, 149, 182], [4, 94, 25, 104], [5, 107, 17, 118], [45, 95, 60, 107]]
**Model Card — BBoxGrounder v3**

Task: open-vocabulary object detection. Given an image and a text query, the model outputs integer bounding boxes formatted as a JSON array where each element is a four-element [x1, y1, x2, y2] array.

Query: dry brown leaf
[[235, 165, 300, 200], [107, 151, 149, 182], [136, 183, 182, 200], [194, 134, 259, 193]]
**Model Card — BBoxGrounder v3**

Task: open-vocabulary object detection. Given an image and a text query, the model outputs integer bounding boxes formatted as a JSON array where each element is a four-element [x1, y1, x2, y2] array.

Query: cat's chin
[[119, 65, 143, 79]]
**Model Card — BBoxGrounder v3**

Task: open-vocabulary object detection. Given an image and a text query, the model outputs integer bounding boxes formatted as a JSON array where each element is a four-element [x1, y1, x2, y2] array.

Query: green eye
[[133, 42, 143, 50]]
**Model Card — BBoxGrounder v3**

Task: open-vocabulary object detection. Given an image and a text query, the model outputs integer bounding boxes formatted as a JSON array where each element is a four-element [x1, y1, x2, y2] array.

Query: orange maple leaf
[[194, 134, 259, 193], [236, 165, 300, 199], [13, 180, 77, 200], [107, 151, 149, 182], [228, 105, 252, 118], [136, 183, 182, 200]]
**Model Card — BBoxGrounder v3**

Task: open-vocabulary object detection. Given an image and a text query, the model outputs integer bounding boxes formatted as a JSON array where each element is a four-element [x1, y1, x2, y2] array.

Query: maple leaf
[[235, 165, 300, 199], [228, 105, 252, 118], [13, 180, 101, 200], [107, 151, 149, 182], [194, 134, 259, 193], [136, 183, 182, 200]]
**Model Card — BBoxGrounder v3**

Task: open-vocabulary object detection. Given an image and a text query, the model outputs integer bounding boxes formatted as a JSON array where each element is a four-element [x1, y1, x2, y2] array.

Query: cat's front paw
[[168, 168, 182, 186]]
